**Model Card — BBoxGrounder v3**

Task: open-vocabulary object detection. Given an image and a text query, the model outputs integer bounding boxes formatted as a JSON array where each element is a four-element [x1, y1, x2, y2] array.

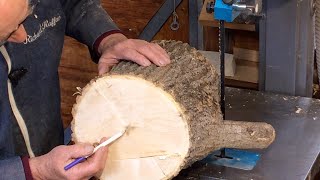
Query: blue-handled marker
[[64, 157, 86, 170], [64, 130, 126, 171]]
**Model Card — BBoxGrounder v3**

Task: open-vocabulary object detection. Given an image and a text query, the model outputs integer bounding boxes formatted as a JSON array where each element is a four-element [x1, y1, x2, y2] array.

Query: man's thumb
[[98, 62, 112, 75], [68, 144, 94, 159]]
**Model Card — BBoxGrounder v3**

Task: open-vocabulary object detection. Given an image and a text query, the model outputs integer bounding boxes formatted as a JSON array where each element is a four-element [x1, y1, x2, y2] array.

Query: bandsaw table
[[175, 87, 320, 180]]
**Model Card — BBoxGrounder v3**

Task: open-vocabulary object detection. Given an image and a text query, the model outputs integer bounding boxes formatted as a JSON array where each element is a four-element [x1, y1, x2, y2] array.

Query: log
[[71, 40, 275, 180]]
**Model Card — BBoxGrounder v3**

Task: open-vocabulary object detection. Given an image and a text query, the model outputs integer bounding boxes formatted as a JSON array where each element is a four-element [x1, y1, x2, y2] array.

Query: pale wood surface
[[72, 76, 189, 179]]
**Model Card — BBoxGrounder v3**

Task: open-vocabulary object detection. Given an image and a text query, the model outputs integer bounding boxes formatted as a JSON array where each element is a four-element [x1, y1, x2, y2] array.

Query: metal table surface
[[175, 87, 320, 180]]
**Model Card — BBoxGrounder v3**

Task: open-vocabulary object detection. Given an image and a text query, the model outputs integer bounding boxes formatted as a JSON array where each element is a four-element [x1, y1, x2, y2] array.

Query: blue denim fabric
[[0, 157, 26, 180], [0, 0, 119, 177]]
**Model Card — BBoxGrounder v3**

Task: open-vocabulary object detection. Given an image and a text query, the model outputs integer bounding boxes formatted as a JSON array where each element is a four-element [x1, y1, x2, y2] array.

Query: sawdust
[[295, 107, 302, 114]]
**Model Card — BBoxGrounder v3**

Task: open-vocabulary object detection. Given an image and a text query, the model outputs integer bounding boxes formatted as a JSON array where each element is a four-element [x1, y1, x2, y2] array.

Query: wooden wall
[[59, 0, 189, 128], [202, 26, 259, 56]]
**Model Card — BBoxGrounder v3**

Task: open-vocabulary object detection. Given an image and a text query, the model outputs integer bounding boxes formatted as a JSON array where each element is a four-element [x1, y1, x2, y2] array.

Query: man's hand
[[97, 33, 171, 75], [29, 139, 108, 180]]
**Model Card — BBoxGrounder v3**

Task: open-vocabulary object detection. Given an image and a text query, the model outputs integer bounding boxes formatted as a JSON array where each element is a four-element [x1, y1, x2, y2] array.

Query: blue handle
[[64, 157, 86, 170]]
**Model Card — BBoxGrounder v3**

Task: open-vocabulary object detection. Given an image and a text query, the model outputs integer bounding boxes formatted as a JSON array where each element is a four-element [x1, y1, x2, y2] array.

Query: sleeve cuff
[[90, 30, 123, 63], [21, 156, 33, 180]]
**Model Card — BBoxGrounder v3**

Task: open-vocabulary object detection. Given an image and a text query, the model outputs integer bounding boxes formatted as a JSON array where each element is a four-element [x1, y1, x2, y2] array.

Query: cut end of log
[[72, 75, 191, 179]]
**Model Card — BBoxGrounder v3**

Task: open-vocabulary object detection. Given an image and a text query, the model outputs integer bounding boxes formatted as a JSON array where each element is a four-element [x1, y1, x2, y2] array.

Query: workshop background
[[58, 0, 320, 179], [59, 0, 260, 128]]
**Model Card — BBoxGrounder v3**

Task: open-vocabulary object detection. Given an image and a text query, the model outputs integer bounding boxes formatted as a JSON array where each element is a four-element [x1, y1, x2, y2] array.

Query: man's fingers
[[135, 43, 170, 67], [119, 39, 170, 66], [75, 138, 109, 177], [97, 38, 171, 75], [90, 137, 109, 167], [129, 40, 170, 66], [98, 56, 119, 75], [99, 137, 108, 143], [152, 43, 171, 62], [90, 143, 109, 177], [98, 61, 113, 75], [90, 137, 109, 165], [121, 48, 152, 67], [66, 144, 94, 159]]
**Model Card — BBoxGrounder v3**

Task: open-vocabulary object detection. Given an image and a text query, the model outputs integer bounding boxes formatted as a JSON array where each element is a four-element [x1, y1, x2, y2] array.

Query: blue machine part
[[214, 0, 241, 22], [201, 148, 261, 170]]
